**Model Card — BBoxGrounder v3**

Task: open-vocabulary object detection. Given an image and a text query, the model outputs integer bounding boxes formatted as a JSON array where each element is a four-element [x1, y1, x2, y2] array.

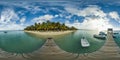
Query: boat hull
[[93, 35, 106, 40], [81, 39, 90, 47]]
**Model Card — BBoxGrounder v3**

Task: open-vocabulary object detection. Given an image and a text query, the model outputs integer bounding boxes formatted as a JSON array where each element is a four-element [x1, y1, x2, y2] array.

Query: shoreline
[[24, 30, 75, 35]]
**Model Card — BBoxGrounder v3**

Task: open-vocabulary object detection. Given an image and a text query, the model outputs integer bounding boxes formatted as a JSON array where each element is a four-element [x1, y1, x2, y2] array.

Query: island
[[24, 21, 77, 35]]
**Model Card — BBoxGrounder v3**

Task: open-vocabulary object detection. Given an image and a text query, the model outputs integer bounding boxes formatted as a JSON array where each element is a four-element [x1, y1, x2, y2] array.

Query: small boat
[[93, 32, 106, 40], [113, 32, 119, 35], [93, 34, 106, 39], [112, 32, 119, 38], [81, 37, 90, 47], [99, 31, 107, 36], [113, 35, 116, 38], [4, 31, 7, 33]]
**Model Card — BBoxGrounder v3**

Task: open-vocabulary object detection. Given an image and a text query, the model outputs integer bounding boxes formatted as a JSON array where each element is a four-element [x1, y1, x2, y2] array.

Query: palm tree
[[24, 21, 77, 31]]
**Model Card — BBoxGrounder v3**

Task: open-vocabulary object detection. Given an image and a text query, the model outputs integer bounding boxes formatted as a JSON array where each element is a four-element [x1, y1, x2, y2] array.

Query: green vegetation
[[24, 21, 77, 31]]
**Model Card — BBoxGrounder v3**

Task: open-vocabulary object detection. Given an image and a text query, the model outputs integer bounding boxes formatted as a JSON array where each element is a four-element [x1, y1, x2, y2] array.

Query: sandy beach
[[24, 30, 74, 36]]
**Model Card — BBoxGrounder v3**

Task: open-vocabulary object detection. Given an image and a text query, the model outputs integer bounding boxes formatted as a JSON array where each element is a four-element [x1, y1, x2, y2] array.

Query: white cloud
[[65, 5, 106, 17], [66, 17, 113, 31], [55, 15, 59, 17], [20, 17, 26, 25], [20, 17, 25, 23], [109, 11, 119, 19], [0, 24, 25, 30], [24, 5, 41, 14], [0, 8, 25, 30], [59, 14, 63, 17], [81, 17, 112, 30], [109, 11, 120, 23], [0, 8, 19, 24], [65, 5, 115, 31], [66, 15, 72, 19], [32, 14, 54, 23], [0, 2, 42, 14]]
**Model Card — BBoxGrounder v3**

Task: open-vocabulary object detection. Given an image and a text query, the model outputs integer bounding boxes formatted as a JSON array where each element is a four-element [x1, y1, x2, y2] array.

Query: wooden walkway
[[26, 31, 120, 60], [85, 31, 120, 60]]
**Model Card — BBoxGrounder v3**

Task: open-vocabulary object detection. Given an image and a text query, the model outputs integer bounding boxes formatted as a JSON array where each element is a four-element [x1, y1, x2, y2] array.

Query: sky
[[0, 0, 120, 31]]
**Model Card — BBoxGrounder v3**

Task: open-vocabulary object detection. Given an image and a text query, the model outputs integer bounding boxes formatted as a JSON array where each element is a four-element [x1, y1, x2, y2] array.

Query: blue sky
[[0, 0, 120, 30]]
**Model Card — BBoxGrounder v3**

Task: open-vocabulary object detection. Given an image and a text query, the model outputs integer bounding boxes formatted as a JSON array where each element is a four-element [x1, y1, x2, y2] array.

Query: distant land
[[24, 21, 77, 31]]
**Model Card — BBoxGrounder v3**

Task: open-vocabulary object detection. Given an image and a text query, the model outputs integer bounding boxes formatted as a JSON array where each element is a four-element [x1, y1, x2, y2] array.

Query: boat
[[113, 35, 116, 38], [113, 33, 118, 38], [93, 32, 106, 40], [81, 37, 90, 47], [99, 31, 107, 36], [4, 31, 7, 33], [113, 32, 119, 35], [93, 34, 106, 39], [112, 32, 119, 38]]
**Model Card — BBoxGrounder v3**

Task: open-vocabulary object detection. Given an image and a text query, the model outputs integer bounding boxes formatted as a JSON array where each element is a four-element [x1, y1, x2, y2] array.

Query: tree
[[24, 21, 77, 31]]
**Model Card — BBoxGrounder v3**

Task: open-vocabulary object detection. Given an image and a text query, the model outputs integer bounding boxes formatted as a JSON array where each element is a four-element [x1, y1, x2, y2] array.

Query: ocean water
[[0, 30, 105, 54], [113, 30, 120, 47], [0, 31, 45, 54], [54, 30, 105, 54]]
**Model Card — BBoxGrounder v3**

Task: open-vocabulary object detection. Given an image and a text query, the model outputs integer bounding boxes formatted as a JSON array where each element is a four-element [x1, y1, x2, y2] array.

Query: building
[[108, 28, 113, 34]]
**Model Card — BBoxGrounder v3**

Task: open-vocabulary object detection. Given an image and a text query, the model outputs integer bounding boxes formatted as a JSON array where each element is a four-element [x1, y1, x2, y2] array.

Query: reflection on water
[[0, 31, 45, 54], [0, 30, 105, 54], [54, 30, 105, 54]]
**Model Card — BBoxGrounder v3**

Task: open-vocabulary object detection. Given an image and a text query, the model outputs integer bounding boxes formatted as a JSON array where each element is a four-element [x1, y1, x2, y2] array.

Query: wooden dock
[[25, 38, 76, 60], [26, 31, 120, 60], [85, 31, 120, 60]]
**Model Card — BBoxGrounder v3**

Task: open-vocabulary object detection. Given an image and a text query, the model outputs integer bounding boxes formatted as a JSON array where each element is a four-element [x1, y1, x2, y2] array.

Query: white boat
[[81, 37, 90, 47], [93, 31, 106, 40], [93, 34, 106, 39]]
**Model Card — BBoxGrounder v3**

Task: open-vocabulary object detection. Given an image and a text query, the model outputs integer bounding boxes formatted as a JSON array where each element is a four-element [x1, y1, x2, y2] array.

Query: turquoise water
[[0, 31, 45, 54], [113, 31, 120, 47], [54, 30, 105, 54], [0, 30, 105, 54]]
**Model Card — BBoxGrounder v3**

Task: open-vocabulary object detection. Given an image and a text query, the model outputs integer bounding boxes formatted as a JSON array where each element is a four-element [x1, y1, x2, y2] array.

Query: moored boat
[[81, 37, 90, 47], [113, 32, 119, 35], [4, 31, 7, 33], [93, 31, 106, 40], [93, 34, 106, 39]]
